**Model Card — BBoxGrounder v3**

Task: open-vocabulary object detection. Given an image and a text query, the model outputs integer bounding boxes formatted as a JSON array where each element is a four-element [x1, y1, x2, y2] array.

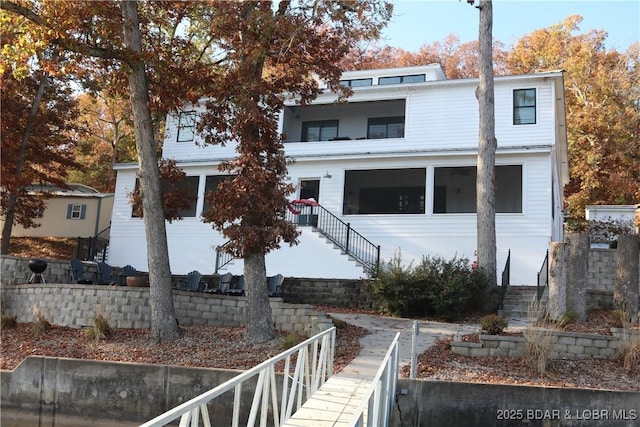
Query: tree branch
[[2, 1, 127, 63]]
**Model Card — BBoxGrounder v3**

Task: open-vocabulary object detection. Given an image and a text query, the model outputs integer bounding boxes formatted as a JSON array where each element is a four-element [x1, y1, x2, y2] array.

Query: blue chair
[[268, 274, 284, 297], [208, 272, 232, 294], [180, 270, 202, 292], [227, 275, 245, 296], [69, 258, 93, 284], [95, 262, 113, 285]]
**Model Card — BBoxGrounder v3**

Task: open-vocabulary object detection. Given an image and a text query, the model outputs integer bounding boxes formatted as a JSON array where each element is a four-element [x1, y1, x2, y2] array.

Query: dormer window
[[339, 78, 373, 87], [513, 89, 536, 125], [378, 74, 426, 85], [177, 111, 197, 142]]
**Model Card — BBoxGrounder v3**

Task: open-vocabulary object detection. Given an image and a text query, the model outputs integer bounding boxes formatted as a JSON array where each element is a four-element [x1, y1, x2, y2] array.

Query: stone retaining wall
[[587, 248, 617, 292], [1, 255, 375, 308], [451, 328, 640, 360], [1, 284, 332, 337]]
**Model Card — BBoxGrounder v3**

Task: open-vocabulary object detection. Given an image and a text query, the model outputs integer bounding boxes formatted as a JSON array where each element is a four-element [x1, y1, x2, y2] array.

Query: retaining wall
[[1, 284, 332, 337], [451, 328, 640, 360], [2, 357, 638, 427], [588, 248, 617, 292], [393, 379, 639, 427]]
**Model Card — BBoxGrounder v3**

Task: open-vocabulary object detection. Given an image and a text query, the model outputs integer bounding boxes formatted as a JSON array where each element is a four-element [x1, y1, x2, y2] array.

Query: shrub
[[31, 313, 51, 336], [84, 314, 112, 340], [369, 252, 496, 320], [279, 331, 302, 351], [1, 314, 17, 328], [524, 327, 554, 375], [479, 314, 508, 335], [616, 332, 640, 374], [557, 311, 580, 328]]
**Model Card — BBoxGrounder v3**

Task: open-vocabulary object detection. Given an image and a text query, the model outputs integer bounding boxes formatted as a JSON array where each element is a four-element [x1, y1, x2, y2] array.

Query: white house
[[108, 64, 568, 285]]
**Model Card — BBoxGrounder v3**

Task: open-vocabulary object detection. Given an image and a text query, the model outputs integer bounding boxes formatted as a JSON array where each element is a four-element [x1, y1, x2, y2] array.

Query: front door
[[299, 179, 320, 202]]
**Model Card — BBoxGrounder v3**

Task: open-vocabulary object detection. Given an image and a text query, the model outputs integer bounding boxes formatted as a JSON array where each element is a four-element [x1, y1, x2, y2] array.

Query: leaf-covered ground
[[4, 236, 77, 260], [0, 320, 368, 373]]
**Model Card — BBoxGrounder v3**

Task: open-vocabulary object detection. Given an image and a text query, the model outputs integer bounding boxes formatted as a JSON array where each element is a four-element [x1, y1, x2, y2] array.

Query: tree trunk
[[1, 71, 48, 254], [120, 0, 180, 342], [244, 253, 275, 343], [476, 0, 497, 283]]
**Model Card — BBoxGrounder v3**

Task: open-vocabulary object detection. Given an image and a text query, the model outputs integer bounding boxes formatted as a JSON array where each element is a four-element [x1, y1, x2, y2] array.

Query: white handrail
[[349, 332, 400, 427], [140, 327, 336, 427]]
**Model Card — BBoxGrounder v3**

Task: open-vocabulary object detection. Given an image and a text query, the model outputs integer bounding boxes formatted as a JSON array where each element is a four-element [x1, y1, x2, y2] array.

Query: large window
[[367, 116, 405, 139], [177, 111, 197, 142], [433, 165, 522, 214], [513, 89, 536, 125], [378, 74, 426, 85], [202, 175, 234, 215], [343, 168, 426, 215], [132, 176, 199, 218], [301, 120, 339, 142]]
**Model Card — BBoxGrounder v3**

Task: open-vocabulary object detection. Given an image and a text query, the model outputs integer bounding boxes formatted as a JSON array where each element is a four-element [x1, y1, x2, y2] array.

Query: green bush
[[557, 311, 580, 328], [369, 252, 496, 320], [479, 314, 509, 335]]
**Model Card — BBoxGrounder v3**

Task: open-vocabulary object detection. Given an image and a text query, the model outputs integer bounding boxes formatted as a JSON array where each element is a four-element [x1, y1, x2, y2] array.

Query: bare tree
[[470, 0, 497, 282]]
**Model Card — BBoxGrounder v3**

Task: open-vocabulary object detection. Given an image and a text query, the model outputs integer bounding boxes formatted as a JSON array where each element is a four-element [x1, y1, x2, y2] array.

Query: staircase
[[215, 202, 380, 275], [498, 286, 548, 319]]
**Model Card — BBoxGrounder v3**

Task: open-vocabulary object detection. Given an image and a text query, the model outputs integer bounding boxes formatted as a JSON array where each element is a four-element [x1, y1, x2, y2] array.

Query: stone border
[[451, 327, 633, 360], [1, 284, 332, 337]]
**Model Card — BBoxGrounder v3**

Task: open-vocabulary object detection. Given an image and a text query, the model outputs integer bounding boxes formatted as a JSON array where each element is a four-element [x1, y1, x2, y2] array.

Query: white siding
[[109, 69, 564, 284]]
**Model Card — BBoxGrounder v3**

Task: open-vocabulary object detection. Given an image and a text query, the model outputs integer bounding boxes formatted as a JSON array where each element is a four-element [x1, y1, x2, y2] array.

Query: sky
[[380, 0, 639, 52]]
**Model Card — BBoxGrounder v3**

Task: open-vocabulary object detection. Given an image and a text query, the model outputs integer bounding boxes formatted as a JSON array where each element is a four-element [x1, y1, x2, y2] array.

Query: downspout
[[94, 197, 102, 237]]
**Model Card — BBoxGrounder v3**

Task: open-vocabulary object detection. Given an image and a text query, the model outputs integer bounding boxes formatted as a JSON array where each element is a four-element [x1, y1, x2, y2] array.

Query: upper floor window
[[202, 174, 235, 215], [177, 111, 197, 142], [367, 116, 405, 139], [301, 120, 338, 142], [513, 89, 536, 125], [378, 74, 426, 85], [67, 203, 86, 220], [339, 78, 373, 87]]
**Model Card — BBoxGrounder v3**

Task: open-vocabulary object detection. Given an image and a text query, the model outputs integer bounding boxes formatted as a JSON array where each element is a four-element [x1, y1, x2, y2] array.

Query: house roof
[[26, 183, 113, 198]]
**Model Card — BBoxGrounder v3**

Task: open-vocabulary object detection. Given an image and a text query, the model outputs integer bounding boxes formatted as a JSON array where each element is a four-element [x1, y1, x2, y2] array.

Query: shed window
[[67, 203, 86, 220]]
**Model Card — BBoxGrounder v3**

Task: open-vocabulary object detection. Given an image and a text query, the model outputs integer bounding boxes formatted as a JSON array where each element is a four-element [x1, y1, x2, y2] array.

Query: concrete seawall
[[2, 356, 638, 427]]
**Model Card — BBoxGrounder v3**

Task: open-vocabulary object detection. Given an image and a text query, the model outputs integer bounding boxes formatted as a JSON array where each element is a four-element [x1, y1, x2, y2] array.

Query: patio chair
[[206, 272, 232, 294], [69, 258, 93, 284], [180, 270, 202, 292], [95, 261, 114, 285], [227, 275, 245, 296], [267, 274, 284, 297], [119, 265, 137, 286]]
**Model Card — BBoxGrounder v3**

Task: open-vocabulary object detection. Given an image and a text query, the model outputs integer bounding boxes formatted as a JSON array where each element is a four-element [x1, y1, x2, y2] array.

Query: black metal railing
[[214, 241, 235, 273], [215, 203, 381, 276], [501, 249, 510, 288], [536, 249, 549, 302], [285, 202, 381, 276], [75, 226, 110, 262]]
